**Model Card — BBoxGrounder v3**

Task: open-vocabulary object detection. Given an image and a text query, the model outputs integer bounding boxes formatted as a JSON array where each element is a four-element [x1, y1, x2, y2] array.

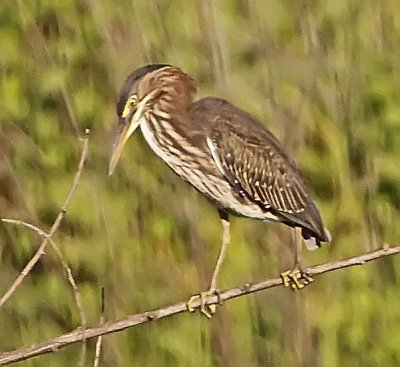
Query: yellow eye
[[129, 95, 138, 107], [122, 95, 138, 118]]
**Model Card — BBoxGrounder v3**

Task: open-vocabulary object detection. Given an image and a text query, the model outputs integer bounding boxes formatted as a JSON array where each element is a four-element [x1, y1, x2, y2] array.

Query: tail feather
[[302, 227, 331, 251]]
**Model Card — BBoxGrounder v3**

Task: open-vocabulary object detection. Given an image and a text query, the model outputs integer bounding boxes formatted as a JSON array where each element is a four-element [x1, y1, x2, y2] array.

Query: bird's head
[[108, 64, 197, 175]]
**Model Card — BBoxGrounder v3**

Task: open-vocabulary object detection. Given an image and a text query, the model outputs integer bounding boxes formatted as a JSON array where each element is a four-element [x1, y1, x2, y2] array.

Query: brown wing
[[207, 128, 309, 215], [189, 97, 329, 244]]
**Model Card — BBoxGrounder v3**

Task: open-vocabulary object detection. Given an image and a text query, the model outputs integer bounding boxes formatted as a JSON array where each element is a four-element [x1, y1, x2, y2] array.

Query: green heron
[[109, 64, 330, 317]]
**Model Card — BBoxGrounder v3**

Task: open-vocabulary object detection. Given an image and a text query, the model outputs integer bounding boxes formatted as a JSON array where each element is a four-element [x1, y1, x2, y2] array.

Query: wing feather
[[189, 97, 329, 244], [207, 129, 308, 215]]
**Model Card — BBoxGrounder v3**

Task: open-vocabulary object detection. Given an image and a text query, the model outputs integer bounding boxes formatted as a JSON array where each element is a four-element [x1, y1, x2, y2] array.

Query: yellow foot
[[281, 266, 313, 290], [186, 289, 222, 318]]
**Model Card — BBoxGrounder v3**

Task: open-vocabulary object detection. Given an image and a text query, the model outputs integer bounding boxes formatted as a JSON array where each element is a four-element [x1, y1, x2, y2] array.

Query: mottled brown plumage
[[188, 97, 329, 246], [109, 64, 330, 315]]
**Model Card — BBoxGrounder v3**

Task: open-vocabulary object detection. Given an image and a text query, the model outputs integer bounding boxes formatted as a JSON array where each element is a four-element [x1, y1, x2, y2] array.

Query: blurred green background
[[1, 0, 400, 366]]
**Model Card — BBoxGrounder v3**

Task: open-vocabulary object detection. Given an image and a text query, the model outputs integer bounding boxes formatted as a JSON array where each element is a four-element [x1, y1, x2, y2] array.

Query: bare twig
[[0, 129, 90, 308], [1, 219, 88, 367], [93, 287, 105, 367], [0, 245, 399, 366]]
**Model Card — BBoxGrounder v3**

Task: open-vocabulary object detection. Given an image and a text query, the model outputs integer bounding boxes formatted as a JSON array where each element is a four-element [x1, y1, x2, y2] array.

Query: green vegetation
[[1, 0, 400, 366]]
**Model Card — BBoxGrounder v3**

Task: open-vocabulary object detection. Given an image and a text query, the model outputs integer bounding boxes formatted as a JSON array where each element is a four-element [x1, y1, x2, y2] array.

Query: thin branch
[[93, 287, 105, 367], [1, 219, 87, 367], [0, 129, 90, 308], [0, 245, 399, 366]]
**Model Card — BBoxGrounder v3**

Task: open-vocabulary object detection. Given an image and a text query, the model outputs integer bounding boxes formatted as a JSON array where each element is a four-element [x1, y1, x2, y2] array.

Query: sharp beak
[[108, 107, 143, 176], [108, 91, 157, 175]]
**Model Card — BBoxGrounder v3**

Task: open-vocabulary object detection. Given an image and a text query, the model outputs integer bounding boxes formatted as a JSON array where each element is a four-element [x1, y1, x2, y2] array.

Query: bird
[[108, 64, 330, 317]]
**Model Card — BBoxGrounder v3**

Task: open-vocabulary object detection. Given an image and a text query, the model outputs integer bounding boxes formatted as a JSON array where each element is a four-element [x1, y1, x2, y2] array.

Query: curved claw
[[281, 266, 313, 290], [186, 289, 222, 318]]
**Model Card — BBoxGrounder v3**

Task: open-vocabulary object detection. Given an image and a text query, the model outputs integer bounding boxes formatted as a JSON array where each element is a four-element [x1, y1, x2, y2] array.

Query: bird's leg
[[187, 210, 229, 318], [281, 227, 313, 290], [294, 226, 302, 267], [209, 210, 230, 291]]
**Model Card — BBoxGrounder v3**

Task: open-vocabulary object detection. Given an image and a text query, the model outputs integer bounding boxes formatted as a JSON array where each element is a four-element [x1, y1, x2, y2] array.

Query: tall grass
[[0, 1, 400, 366]]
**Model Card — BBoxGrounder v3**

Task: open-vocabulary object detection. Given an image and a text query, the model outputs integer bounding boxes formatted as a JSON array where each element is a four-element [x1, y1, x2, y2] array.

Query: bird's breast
[[139, 115, 280, 221]]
